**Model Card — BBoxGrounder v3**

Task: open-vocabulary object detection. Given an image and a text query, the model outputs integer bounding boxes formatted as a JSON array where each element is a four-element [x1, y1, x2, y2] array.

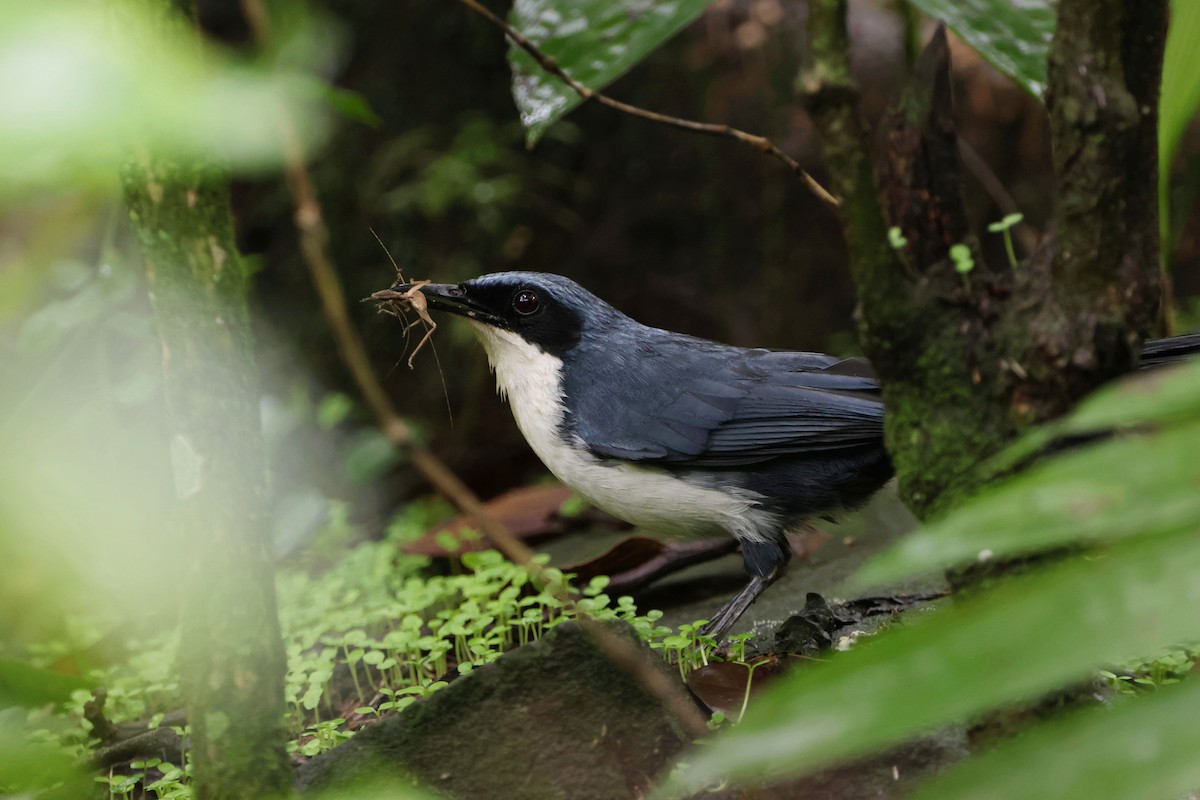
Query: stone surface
[[295, 621, 691, 800]]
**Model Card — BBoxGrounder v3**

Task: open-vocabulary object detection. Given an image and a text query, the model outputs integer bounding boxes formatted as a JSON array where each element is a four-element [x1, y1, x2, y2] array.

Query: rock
[[296, 621, 691, 800]]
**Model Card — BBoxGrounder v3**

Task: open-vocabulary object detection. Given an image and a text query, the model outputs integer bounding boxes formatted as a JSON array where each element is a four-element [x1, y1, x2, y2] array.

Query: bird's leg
[[700, 538, 790, 642], [700, 573, 774, 642]]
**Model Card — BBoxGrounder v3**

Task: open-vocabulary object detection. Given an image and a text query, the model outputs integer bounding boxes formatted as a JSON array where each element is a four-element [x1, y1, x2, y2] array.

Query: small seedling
[[949, 243, 974, 275], [949, 243, 975, 291], [887, 226, 908, 250], [986, 212, 1024, 269]]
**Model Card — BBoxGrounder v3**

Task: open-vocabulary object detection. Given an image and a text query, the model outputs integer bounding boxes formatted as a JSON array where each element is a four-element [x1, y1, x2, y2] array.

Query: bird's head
[[389, 271, 622, 360]]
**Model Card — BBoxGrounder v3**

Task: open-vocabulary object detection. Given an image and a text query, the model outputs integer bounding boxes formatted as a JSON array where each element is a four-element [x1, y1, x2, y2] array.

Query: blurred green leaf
[[1000, 360, 1200, 467], [0, 0, 327, 196], [0, 719, 87, 798], [914, 677, 1200, 800], [317, 392, 355, 430], [907, 0, 1055, 98], [0, 657, 90, 708], [1159, 0, 1200, 248], [666, 528, 1200, 794], [859, 362, 1200, 586], [1160, 0, 1200, 178], [322, 84, 383, 129], [507, 0, 720, 145], [343, 430, 403, 484], [857, 423, 1200, 587]]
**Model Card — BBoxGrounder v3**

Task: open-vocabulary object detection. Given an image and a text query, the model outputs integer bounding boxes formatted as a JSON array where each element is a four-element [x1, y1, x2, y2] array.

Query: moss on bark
[[123, 150, 290, 799], [801, 1, 1166, 521]]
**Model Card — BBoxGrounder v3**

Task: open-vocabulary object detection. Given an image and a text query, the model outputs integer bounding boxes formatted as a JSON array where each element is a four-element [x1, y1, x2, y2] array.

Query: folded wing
[[564, 335, 884, 467]]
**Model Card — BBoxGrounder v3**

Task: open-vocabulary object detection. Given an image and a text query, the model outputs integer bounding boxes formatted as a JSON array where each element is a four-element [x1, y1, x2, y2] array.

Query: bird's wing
[[1139, 333, 1200, 369], [564, 338, 884, 467]]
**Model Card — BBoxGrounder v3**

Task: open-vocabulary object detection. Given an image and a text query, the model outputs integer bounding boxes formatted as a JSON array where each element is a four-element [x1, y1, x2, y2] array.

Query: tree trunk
[[800, 0, 1166, 520], [123, 133, 291, 800]]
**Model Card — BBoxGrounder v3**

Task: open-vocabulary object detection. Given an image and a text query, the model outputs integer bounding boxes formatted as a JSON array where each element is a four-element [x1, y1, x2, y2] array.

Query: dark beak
[[385, 281, 507, 328]]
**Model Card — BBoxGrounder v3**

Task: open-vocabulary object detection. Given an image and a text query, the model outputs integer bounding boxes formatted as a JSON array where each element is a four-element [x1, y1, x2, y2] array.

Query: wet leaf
[[561, 535, 735, 594], [507, 0, 720, 144], [687, 659, 786, 716], [665, 528, 1200, 794], [908, 0, 1055, 98]]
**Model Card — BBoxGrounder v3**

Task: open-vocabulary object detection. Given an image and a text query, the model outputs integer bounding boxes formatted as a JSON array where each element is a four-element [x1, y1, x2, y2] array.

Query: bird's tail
[[1139, 332, 1200, 369]]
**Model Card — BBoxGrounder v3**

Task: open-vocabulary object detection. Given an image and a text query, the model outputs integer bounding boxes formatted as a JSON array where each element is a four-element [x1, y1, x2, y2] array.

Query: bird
[[387, 271, 893, 640], [386, 272, 1200, 639]]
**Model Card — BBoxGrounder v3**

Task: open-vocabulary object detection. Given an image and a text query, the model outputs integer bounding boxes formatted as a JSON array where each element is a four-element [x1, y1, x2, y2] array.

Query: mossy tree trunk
[[800, 0, 1166, 520], [121, 3, 291, 792], [124, 161, 291, 799]]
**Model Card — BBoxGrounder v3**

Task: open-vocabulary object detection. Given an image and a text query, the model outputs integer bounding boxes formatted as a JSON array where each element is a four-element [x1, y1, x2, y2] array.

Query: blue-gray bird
[[389, 272, 893, 639]]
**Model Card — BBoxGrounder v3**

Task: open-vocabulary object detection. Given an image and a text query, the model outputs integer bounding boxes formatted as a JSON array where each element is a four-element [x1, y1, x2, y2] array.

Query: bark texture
[[800, 0, 1166, 519], [124, 153, 291, 800], [121, 2, 291, 772]]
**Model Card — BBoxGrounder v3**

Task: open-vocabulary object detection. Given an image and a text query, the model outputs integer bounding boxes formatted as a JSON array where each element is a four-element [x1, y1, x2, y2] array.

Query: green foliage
[[18, 507, 693, 795], [905, 0, 1055, 98], [0, 0, 327, 196], [913, 677, 1200, 800], [861, 361, 1200, 583], [1159, 0, 1200, 249], [0, 715, 89, 798], [665, 359, 1200, 797], [507, 0, 720, 144]]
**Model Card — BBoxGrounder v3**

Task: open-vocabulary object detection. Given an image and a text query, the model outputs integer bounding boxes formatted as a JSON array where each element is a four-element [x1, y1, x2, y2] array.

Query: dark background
[[228, 0, 1200, 501]]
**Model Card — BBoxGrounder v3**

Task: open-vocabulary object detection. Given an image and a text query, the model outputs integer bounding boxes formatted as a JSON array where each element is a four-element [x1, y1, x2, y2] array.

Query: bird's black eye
[[512, 289, 540, 316]]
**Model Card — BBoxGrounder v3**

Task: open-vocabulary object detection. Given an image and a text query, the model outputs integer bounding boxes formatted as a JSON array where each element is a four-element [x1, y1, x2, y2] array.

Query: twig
[[240, 0, 710, 741], [456, 0, 841, 211]]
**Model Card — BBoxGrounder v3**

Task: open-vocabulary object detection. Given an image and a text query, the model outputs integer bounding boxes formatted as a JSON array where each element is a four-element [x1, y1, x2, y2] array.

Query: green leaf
[[1159, 0, 1200, 247], [914, 678, 1200, 800], [0, 719, 88, 796], [856, 418, 1200, 587], [507, 0, 720, 144], [0, 0, 327, 196], [907, 0, 1055, 98], [1160, 0, 1200, 178], [989, 359, 1200, 472], [0, 657, 90, 708], [665, 528, 1200, 794]]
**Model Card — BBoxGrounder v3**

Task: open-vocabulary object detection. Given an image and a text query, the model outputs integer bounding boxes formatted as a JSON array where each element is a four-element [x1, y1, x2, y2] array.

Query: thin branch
[[240, 0, 709, 741], [456, 0, 840, 211]]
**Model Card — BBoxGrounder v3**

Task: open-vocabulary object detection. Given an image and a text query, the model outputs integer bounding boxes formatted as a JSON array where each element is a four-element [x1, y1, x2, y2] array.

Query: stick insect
[[367, 231, 438, 369]]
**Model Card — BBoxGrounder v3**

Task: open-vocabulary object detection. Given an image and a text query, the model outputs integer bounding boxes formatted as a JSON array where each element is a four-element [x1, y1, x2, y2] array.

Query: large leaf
[[507, 0, 719, 144], [858, 362, 1200, 587], [914, 678, 1200, 800], [1160, 0, 1200, 178], [664, 528, 1200, 794], [0, 658, 90, 708], [907, 0, 1056, 98], [1159, 0, 1200, 247]]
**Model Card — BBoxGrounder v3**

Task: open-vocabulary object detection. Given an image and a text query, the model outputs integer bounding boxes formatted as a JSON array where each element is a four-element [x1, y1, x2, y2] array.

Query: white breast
[[468, 323, 778, 543]]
